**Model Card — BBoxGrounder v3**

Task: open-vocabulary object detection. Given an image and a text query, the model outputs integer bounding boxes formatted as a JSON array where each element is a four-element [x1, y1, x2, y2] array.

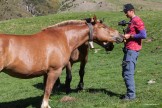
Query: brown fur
[[0, 16, 123, 108]]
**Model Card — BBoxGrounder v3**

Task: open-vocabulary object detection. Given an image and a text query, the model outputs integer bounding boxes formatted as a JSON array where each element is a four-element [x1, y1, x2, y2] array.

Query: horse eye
[[102, 26, 107, 28]]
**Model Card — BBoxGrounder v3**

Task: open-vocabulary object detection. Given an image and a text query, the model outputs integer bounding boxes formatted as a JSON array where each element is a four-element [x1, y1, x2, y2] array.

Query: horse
[[0, 16, 123, 108], [55, 42, 114, 94]]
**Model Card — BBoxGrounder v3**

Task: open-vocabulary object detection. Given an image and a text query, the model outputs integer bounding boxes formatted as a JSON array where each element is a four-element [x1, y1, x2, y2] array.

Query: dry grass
[[59, 0, 162, 13], [60, 96, 77, 102]]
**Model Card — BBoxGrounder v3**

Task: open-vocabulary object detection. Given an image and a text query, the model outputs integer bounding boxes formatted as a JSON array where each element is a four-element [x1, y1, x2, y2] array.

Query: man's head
[[123, 4, 135, 18]]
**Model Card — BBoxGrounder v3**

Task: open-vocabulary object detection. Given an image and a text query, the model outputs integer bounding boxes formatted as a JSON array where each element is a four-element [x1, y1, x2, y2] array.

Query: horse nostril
[[116, 37, 123, 43]]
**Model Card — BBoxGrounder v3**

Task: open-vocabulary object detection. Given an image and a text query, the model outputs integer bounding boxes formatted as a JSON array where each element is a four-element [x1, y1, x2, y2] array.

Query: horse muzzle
[[115, 35, 124, 44]]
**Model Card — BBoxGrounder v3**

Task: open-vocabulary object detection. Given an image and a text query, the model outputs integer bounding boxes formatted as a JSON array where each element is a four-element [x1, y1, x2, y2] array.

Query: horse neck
[[65, 25, 89, 52]]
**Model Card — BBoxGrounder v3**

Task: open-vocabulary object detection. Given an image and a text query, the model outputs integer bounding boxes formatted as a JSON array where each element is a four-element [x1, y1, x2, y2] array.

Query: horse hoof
[[77, 87, 83, 91], [77, 84, 84, 91], [41, 101, 51, 108], [66, 88, 71, 94], [41, 105, 51, 108]]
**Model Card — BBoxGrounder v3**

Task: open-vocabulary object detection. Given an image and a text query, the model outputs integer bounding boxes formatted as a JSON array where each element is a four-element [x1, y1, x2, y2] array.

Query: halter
[[86, 22, 94, 49]]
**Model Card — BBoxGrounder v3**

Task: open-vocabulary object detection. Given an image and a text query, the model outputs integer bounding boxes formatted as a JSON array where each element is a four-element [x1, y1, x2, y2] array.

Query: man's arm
[[133, 18, 147, 39], [133, 29, 147, 39]]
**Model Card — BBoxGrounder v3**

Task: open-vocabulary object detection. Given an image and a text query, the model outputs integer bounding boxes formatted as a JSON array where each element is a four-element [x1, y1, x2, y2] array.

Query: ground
[[1, 0, 162, 21], [58, 0, 162, 13]]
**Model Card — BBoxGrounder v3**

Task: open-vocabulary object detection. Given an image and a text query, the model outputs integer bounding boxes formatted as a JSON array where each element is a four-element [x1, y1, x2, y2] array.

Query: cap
[[123, 4, 134, 13]]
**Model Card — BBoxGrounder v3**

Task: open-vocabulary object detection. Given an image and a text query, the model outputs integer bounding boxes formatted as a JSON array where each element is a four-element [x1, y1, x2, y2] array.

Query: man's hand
[[124, 34, 131, 39], [124, 34, 134, 39]]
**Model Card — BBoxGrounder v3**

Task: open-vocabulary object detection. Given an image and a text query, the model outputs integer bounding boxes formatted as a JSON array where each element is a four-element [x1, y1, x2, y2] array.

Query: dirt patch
[[58, 0, 118, 12], [60, 96, 77, 102]]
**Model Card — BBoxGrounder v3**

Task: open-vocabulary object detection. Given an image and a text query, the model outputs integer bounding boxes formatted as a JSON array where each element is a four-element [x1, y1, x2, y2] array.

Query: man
[[121, 3, 147, 100]]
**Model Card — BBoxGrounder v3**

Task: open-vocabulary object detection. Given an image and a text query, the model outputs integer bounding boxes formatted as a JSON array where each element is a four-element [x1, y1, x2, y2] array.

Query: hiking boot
[[120, 95, 135, 101]]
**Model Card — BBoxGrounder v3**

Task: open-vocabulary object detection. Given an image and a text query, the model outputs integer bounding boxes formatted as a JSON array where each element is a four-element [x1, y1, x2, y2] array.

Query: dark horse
[[0, 16, 123, 108], [55, 42, 114, 94]]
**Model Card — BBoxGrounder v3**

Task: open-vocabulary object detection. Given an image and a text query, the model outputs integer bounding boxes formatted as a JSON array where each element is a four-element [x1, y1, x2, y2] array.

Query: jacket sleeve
[[133, 18, 147, 39], [133, 29, 147, 39]]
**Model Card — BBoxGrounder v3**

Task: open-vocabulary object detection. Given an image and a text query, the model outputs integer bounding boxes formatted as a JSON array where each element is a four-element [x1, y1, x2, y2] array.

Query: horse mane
[[43, 20, 86, 30]]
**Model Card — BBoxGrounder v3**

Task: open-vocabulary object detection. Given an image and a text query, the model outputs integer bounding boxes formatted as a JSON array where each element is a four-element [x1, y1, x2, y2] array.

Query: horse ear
[[91, 15, 97, 24], [93, 15, 97, 23], [84, 18, 91, 23], [100, 20, 103, 23]]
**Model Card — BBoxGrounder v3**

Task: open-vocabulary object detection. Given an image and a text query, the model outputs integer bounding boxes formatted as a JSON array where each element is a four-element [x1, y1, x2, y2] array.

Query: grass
[[0, 11, 162, 108], [0, 0, 60, 21]]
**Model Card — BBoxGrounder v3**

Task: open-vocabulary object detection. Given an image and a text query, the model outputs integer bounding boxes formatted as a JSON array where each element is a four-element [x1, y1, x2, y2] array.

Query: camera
[[118, 20, 131, 26]]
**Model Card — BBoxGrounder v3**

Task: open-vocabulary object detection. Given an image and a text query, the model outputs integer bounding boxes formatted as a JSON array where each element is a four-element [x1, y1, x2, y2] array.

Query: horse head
[[84, 15, 124, 49]]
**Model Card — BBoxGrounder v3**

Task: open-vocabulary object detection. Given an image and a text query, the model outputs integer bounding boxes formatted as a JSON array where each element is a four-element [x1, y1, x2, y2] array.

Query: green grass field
[[0, 11, 162, 108]]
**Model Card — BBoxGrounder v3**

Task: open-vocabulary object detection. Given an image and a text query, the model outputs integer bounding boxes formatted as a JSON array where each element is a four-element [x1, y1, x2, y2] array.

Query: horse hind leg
[[77, 61, 86, 91], [41, 68, 62, 108], [55, 77, 61, 89], [65, 61, 72, 94]]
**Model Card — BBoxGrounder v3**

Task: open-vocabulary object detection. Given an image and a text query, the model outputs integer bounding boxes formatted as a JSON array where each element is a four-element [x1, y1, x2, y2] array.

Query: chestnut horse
[[0, 16, 123, 108], [55, 42, 114, 94]]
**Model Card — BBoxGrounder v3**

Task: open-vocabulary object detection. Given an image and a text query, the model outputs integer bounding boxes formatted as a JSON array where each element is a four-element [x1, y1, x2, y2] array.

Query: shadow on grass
[[33, 82, 66, 93], [0, 96, 42, 108], [0, 85, 121, 108], [86, 88, 122, 97], [33, 82, 81, 94], [33, 83, 121, 98]]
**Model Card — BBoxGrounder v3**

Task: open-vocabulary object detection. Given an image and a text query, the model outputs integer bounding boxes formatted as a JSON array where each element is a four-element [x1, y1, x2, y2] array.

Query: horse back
[[0, 33, 70, 78]]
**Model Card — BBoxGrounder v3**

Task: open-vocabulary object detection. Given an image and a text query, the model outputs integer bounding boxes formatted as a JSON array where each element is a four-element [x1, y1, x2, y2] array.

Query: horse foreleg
[[44, 73, 61, 93], [77, 61, 86, 90], [41, 68, 62, 108], [65, 62, 72, 94]]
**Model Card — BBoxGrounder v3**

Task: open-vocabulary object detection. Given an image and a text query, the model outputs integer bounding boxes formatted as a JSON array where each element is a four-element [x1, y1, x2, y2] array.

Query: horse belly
[[3, 48, 49, 78], [3, 68, 46, 79], [3, 60, 48, 79]]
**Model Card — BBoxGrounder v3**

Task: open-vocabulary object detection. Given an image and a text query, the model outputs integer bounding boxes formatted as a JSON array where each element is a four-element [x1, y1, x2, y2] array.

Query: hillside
[[0, 0, 162, 21], [58, 0, 162, 12], [0, 0, 59, 21]]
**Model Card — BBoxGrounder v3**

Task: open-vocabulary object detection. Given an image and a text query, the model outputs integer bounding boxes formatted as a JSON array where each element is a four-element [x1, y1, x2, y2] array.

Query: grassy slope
[[0, 11, 162, 108], [0, 0, 31, 20], [0, 0, 59, 21], [1, 0, 162, 21]]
